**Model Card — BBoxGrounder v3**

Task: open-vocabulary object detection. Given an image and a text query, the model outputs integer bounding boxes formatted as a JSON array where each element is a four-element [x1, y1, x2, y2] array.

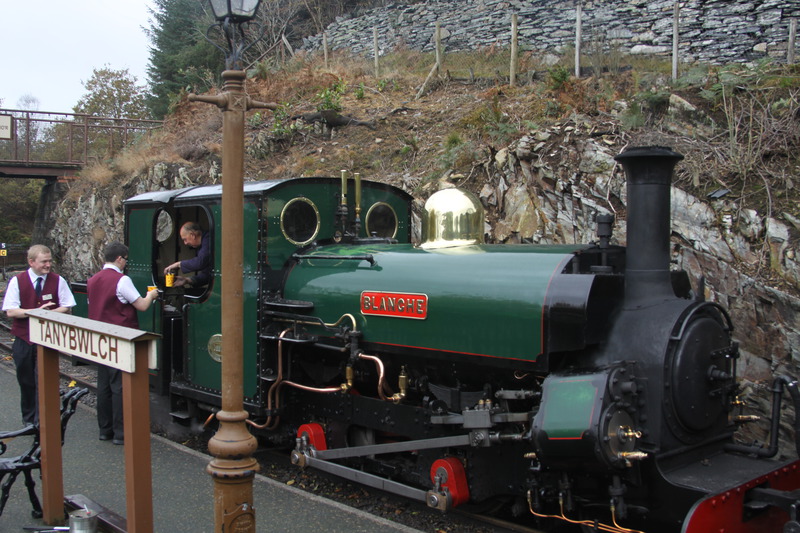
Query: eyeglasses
[[122, 256, 128, 260]]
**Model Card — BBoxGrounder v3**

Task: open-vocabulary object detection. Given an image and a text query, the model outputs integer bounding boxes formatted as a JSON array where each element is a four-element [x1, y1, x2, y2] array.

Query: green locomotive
[[70, 149, 800, 533]]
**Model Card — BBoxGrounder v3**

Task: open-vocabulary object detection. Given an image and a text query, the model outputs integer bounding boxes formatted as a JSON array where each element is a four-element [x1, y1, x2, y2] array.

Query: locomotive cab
[[122, 176, 413, 421], [123, 188, 221, 400]]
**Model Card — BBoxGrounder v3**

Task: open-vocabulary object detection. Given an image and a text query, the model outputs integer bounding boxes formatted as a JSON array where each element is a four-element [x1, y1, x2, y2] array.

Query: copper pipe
[[281, 380, 343, 394], [247, 329, 346, 430], [526, 491, 644, 533], [248, 320, 368, 431], [358, 353, 388, 400], [247, 328, 291, 430], [247, 380, 342, 431]]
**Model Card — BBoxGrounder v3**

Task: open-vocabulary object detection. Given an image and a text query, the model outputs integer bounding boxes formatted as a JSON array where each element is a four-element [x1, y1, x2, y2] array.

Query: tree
[[146, 0, 224, 118], [143, 0, 390, 117], [0, 95, 44, 162], [70, 67, 150, 159], [0, 179, 42, 246], [74, 67, 149, 119], [16, 94, 40, 112]]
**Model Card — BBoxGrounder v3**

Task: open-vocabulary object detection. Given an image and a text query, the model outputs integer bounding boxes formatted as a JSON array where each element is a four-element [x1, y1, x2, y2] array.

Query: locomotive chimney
[[613, 146, 684, 304]]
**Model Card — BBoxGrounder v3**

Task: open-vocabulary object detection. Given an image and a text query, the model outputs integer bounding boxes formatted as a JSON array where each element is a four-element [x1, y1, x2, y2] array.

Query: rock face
[[303, 0, 800, 66], [50, 109, 798, 456], [52, 162, 219, 281]]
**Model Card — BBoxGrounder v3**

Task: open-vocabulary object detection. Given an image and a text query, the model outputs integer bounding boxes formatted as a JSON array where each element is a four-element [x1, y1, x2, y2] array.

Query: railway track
[[0, 317, 13, 355], [252, 447, 546, 533]]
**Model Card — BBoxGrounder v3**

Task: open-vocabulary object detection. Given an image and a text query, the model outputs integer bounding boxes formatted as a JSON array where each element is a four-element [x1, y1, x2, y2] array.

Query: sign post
[[28, 309, 159, 532]]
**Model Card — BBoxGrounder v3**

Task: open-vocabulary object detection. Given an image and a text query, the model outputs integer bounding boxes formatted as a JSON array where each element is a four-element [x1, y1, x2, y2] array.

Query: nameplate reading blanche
[[361, 291, 428, 320], [27, 309, 160, 373]]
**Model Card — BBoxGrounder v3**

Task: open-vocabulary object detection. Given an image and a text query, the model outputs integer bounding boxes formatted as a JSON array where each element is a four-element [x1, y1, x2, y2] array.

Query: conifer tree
[[146, 0, 223, 119]]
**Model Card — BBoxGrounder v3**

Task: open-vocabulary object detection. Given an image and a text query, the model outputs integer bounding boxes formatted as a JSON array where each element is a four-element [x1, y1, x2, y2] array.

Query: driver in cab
[[163, 222, 211, 288]]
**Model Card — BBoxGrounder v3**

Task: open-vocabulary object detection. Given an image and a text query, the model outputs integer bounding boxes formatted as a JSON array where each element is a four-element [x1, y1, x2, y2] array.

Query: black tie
[[35, 277, 43, 299]]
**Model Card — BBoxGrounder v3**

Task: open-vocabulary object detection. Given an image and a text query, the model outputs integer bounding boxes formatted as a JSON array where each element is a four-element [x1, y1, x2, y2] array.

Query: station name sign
[[27, 309, 158, 373], [361, 291, 428, 320], [0, 115, 13, 141]]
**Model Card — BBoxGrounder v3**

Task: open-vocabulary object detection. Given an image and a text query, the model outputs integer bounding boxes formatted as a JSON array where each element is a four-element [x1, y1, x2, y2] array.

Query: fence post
[[510, 13, 518, 87], [672, 2, 680, 80], [574, 1, 582, 78], [790, 19, 797, 64], [374, 26, 380, 78], [416, 22, 443, 100], [12, 115, 18, 160], [435, 22, 442, 75], [24, 112, 31, 163], [82, 116, 88, 165], [323, 32, 329, 70]]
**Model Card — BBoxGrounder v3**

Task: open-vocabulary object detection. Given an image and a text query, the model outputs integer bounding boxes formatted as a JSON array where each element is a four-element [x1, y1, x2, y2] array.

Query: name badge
[[43, 294, 53, 301]]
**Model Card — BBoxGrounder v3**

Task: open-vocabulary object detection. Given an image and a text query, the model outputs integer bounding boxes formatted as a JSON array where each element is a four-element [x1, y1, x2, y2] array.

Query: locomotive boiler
[[75, 146, 800, 532]]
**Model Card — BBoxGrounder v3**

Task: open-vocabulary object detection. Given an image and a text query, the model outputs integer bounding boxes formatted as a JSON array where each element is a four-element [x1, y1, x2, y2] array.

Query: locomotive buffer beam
[[745, 486, 800, 526], [291, 434, 472, 510]]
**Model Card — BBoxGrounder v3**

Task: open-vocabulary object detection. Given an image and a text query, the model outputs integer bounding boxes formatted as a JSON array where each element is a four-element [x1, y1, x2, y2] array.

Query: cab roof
[[123, 178, 293, 205]]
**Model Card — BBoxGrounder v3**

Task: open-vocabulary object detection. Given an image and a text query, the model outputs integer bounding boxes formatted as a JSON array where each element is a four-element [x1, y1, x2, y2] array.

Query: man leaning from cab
[[163, 221, 211, 288]]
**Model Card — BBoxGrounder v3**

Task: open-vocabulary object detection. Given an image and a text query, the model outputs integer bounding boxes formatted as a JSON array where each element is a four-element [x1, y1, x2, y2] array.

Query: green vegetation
[[146, 0, 224, 118], [315, 82, 346, 112], [0, 180, 42, 247], [74, 67, 149, 118], [548, 66, 571, 91]]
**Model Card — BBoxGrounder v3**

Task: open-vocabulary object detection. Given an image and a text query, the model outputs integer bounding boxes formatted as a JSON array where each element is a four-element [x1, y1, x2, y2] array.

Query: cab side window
[[155, 207, 213, 298]]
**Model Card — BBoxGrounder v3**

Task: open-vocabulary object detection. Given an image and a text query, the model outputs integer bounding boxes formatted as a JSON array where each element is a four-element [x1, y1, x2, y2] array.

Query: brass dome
[[420, 188, 485, 249]]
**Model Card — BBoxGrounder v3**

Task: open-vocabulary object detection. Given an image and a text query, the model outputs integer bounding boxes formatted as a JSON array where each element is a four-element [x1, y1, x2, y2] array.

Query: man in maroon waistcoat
[[87, 242, 158, 444], [2, 245, 76, 425]]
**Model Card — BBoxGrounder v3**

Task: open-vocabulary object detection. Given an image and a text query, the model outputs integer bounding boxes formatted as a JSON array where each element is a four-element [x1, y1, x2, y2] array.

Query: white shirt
[[98, 264, 142, 305], [2, 268, 77, 311]]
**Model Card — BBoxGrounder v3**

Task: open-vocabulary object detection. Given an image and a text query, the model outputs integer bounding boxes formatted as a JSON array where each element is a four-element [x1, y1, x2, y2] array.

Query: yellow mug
[[165, 273, 175, 287], [147, 285, 157, 292]]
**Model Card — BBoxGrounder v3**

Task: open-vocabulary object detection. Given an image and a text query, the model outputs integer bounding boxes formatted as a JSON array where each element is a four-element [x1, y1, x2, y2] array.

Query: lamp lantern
[[205, 0, 263, 70], [209, 0, 262, 22]]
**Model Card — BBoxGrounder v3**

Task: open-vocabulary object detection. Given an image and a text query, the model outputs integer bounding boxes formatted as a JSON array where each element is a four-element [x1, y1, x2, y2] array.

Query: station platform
[[0, 366, 423, 533]]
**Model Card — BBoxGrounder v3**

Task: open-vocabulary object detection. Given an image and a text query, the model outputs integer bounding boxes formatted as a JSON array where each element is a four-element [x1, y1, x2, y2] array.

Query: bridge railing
[[0, 109, 163, 167]]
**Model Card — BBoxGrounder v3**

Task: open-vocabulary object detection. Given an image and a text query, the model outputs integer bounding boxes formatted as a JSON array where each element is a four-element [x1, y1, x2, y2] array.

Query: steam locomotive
[[74, 146, 800, 532]]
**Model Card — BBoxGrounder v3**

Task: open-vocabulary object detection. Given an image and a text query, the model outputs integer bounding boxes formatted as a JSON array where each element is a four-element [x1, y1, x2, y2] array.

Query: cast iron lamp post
[[189, 1, 276, 531]]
